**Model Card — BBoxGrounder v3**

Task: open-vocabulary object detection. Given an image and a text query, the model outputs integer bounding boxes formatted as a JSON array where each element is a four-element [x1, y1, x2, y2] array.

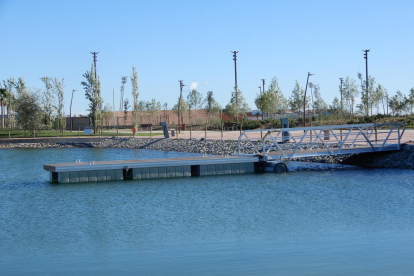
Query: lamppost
[[178, 80, 185, 133], [70, 89, 77, 132], [303, 72, 314, 127], [363, 49, 370, 116], [231, 51, 239, 120], [261, 79, 265, 120], [339, 78, 344, 114]]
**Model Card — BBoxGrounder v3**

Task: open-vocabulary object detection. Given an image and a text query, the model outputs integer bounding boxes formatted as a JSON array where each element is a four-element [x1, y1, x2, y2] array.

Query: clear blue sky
[[1, 0, 413, 116]]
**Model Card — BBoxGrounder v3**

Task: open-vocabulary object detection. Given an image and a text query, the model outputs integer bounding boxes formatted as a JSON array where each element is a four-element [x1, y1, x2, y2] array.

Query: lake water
[[1, 148, 414, 275]]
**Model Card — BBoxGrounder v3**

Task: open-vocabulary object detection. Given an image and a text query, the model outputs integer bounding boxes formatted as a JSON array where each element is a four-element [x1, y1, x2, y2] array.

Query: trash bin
[[170, 129, 175, 137], [182, 124, 186, 131], [324, 129, 330, 140]]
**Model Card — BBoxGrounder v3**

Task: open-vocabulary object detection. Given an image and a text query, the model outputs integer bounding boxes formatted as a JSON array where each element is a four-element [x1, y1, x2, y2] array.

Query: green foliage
[[81, 63, 103, 134], [187, 89, 203, 122], [204, 91, 221, 119], [130, 66, 139, 126], [15, 90, 44, 136], [289, 81, 304, 115], [226, 86, 249, 121]]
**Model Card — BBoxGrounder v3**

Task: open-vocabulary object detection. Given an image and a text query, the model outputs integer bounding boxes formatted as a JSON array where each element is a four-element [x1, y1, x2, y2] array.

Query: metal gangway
[[237, 123, 405, 161]]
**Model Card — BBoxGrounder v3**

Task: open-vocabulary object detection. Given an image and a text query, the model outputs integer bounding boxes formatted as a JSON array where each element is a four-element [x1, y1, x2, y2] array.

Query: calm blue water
[[1, 148, 414, 275]]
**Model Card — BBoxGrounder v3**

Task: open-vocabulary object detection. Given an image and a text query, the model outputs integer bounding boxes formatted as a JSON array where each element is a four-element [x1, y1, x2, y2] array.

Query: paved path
[[1, 129, 413, 144]]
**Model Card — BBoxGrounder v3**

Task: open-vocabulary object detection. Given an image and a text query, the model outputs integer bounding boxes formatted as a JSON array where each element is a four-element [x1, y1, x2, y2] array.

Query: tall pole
[[90, 52, 99, 79], [231, 51, 239, 121], [303, 72, 314, 127], [339, 78, 344, 113], [178, 80, 184, 133], [70, 89, 76, 132], [113, 89, 116, 128], [363, 49, 370, 116], [261, 79, 265, 120]]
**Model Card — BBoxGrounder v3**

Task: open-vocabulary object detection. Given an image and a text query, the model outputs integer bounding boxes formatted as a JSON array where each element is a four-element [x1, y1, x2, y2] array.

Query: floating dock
[[43, 123, 405, 183], [44, 155, 262, 183]]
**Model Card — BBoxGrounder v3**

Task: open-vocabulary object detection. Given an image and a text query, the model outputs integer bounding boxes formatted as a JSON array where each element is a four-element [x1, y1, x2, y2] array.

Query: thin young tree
[[123, 98, 130, 127], [187, 89, 203, 123], [15, 89, 44, 136], [130, 66, 139, 127], [204, 91, 221, 123], [81, 63, 103, 134], [0, 87, 6, 128], [226, 87, 248, 121], [40, 77, 55, 128], [2, 78, 16, 128], [51, 78, 65, 131]]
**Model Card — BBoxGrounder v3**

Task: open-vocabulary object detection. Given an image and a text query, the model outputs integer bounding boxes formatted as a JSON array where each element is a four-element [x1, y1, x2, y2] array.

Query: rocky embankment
[[1, 137, 413, 169]]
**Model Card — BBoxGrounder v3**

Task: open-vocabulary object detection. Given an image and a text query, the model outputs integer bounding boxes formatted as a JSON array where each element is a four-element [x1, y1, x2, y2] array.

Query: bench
[[223, 123, 238, 131], [140, 124, 152, 131]]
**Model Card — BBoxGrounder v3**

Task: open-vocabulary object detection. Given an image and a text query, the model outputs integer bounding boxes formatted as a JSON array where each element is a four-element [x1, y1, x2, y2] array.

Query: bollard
[[375, 125, 378, 143], [205, 125, 207, 140], [8, 130, 11, 139], [150, 126, 152, 137], [190, 125, 192, 139], [221, 124, 223, 140], [78, 127, 80, 138], [117, 126, 119, 138]]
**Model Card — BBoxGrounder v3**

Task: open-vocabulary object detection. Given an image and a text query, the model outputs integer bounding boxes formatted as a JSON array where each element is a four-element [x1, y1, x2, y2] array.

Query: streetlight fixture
[[303, 72, 314, 127], [70, 89, 77, 132]]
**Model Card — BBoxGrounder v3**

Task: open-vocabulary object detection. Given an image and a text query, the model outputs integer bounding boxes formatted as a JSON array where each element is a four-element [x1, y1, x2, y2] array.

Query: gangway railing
[[237, 123, 405, 161]]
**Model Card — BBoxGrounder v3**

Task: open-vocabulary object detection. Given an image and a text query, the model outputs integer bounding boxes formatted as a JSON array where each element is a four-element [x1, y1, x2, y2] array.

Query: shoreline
[[1, 137, 413, 170]]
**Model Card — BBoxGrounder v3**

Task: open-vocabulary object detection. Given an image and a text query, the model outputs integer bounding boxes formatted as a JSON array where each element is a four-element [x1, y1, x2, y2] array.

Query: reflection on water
[[1, 148, 414, 275]]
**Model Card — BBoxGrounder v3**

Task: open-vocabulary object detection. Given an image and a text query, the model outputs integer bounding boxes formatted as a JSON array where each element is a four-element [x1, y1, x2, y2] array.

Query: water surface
[[1, 148, 414, 275]]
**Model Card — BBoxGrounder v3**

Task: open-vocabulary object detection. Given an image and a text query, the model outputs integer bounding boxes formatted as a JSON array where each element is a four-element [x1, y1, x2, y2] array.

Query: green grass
[[0, 130, 163, 138]]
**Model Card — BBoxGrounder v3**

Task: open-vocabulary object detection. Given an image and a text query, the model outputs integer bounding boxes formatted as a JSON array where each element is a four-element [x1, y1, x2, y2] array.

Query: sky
[[1, 0, 413, 116]]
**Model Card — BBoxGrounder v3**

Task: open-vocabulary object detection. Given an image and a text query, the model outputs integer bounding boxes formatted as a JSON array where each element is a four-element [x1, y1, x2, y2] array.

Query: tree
[[204, 91, 221, 122], [123, 98, 130, 127], [187, 89, 203, 123], [0, 87, 6, 128], [342, 76, 359, 116], [130, 66, 139, 127], [146, 99, 162, 123], [102, 103, 114, 127], [119, 76, 127, 111], [329, 97, 341, 118], [2, 78, 16, 128], [373, 84, 386, 115], [312, 84, 328, 117], [52, 78, 65, 131], [81, 63, 103, 134], [361, 75, 375, 116], [289, 81, 305, 116], [40, 77, 55, 128], [172, 97, 189, 124], [407, 87, 414, 115], [15, 90, 44, 136], [226, 87, 249, 121], [267, 77, 287, 115]]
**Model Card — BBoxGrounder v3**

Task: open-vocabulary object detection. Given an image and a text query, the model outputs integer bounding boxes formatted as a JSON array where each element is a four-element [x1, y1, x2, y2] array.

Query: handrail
[[238, 123, 406, 161]]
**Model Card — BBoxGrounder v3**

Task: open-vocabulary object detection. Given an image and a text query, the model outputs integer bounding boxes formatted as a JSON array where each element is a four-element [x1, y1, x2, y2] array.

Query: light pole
[[363, 49, 370, 116], [70, 89, 77, 132], [261, 79, 265, 120], [303, 72, 314, 127], [231, 51, 239, 121], [178, 80, 185, 133], [339, 78, 344, 114]]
